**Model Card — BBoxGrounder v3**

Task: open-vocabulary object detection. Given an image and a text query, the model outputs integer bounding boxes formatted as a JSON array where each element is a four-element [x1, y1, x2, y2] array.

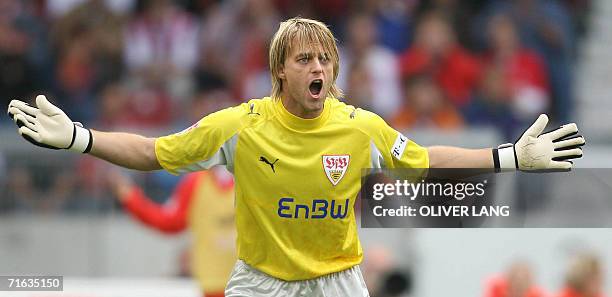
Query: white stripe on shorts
[[225, 260, 370, 297]]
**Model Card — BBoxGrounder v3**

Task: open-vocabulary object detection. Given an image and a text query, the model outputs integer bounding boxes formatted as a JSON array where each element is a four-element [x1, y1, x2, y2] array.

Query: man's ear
[[278, 65, 286, 79]]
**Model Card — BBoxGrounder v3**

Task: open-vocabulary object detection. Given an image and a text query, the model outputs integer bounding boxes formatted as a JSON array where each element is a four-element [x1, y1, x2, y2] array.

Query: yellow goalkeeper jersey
[[155, 97, 429, 281]]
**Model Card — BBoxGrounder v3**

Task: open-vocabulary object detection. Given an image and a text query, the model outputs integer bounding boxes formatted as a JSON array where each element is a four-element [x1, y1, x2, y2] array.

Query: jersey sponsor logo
[[259, 156, 278, 173], [277, 197, 349, 219], [391, 133, 408, 160], [322, 155, 350, 186]]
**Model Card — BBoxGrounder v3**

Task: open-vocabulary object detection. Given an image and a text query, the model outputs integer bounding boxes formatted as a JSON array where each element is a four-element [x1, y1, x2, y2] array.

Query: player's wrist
[[68, 124, 93, 153], [492, 143, 517, 173]]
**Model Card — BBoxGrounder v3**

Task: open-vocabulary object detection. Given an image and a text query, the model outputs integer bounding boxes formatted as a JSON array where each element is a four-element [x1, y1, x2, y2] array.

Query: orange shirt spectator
[[483, 262, 547, 297], [485, 275, 547, 297], [392, 75, 463, 130]]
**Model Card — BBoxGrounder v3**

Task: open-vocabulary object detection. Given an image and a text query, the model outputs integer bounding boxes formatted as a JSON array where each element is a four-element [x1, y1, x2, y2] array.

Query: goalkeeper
[[8, 17, 584, 297]]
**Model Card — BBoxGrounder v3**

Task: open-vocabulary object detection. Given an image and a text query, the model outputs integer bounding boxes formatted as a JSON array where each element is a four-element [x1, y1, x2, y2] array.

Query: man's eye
[[298, 58, 308, 63]]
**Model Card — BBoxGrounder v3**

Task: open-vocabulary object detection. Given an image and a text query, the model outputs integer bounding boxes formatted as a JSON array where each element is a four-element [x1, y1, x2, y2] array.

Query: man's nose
[[311, 58, 323, 73]]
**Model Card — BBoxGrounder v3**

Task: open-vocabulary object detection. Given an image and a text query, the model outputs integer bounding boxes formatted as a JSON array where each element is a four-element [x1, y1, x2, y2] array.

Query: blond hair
[[269, 17, 343, 100]]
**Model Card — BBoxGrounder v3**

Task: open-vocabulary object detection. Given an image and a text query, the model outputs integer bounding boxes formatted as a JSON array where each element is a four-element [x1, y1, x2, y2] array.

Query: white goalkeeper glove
[[7, 95, 93, 153], [494, 114, 585, 172]]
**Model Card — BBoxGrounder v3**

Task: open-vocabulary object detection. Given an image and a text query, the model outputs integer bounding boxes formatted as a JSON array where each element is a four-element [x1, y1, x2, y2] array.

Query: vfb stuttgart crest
[[322, 155, 350, 186]]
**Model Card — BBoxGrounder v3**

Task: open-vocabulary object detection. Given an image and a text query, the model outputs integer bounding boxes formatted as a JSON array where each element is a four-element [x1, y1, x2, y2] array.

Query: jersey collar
[[274, 97, 331, 131]]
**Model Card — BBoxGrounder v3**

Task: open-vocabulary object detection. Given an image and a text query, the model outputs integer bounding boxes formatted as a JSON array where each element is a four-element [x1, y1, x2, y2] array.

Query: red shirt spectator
[[400, 45, 481, 106], [481, 14, 550, 119], [399, 12, 481, 107], [487, 49, 548, 95]]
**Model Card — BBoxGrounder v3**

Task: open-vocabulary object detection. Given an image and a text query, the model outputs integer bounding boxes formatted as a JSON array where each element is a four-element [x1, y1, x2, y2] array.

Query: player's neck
[[280, 95, 324, 119]]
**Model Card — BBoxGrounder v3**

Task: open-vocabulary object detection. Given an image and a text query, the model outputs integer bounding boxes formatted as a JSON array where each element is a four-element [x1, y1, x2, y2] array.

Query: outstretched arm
[[8, 95, 162, 171], [428, 147, 493, 169], [90, 131, 161, 171], [427, 114, 585, 171]]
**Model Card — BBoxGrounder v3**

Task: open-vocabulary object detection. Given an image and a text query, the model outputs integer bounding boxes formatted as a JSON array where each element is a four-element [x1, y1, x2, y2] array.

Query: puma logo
[[259, 156, 278, 173]]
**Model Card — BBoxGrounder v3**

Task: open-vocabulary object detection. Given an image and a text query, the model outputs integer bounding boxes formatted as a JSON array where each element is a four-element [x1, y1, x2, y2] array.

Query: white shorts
[[225, 260, 370, 297]]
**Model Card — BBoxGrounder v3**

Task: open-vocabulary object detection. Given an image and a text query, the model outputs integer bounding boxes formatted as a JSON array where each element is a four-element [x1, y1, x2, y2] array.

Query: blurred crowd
[[0, 0, 592, 213], [483, 253, 606, 297]]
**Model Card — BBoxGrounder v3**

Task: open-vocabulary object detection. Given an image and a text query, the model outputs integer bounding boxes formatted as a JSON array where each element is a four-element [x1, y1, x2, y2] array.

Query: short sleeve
[[155, 104, 247, 175], [358, 110, 429, 169]]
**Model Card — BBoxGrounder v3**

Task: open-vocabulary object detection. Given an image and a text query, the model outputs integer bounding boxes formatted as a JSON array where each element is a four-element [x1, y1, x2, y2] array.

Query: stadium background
[[0, 0, 611, 296]]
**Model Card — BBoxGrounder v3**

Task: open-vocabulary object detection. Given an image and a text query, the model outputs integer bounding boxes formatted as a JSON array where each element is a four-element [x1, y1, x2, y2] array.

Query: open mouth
[[309, 79, 323, 96]]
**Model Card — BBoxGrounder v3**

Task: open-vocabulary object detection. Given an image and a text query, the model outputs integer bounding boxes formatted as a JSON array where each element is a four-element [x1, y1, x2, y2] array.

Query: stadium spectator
[[232, 0, 279, 99], [485, 13, 550, 113], [339, 12, 402, 119], [399, 11, 481, 108], [195, 0, 279, 100], [483, 261, 547, 297], [123, 0, 199, 103], [465, 13, 550, 140], [274, 0, 349, 35], [391, 75, 464, 130], [51, 0, 125, 123], [465, 67, 519, 141], [416, 0, 483, 51], [96, 82, 131, 129], [90, 81, 174, 130], [370, 0, 418, 54], [123, 86, 173, 128], [0, 0, 46, 115], [478, 0, 575, 122], [557, 253, 606, 297], [362, 245, 413, 297], [362, 245, 394, 294], [95, 81, 171, 130], [186, 70, 236, 127], [52, 0, 125, 86]]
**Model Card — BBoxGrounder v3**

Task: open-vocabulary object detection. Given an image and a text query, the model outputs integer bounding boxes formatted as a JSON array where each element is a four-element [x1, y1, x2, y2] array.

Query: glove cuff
[[494, 143, 517, 172], [68, 124, 93, 153]]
